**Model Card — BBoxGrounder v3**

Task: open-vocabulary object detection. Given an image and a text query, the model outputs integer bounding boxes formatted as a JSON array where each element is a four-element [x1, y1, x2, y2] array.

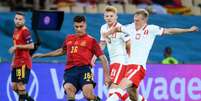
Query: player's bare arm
[[32, 48, 65, 58], [91, 41, 107, 66], [164, 26, 199, 35], [100, 41, 107, 50], [98, 55, 111, 86], [125, 39, 131, 56], [9, 43, 34, 54]]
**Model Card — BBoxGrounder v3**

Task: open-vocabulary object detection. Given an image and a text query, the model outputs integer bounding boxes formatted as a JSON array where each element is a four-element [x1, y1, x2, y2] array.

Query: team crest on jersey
[[144, 30, 148, 35], [80, 41, 87, 46]]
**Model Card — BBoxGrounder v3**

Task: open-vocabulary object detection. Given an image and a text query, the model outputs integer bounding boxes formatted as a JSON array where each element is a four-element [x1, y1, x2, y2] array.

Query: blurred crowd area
[[0, 0, 201, 15]]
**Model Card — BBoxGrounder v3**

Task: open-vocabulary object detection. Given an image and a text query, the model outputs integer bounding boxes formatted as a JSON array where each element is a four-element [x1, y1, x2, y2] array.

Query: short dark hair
[[164, 47, 172, 54], [16, 11, 25, 16], [73, 15, 86, 23]]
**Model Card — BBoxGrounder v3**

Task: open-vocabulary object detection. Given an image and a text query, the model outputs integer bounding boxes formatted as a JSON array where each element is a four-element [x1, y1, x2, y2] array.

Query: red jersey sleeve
[[23, 29, 33, 44], [62, 37, 67, 50], [92, 39, 103, 57]]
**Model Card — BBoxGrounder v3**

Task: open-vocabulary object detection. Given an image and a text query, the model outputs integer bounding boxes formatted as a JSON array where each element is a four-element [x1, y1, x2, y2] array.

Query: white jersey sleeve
[[120, 31, 130, 42], [149, 25, 164, 36], [121, 25, 130, 35]]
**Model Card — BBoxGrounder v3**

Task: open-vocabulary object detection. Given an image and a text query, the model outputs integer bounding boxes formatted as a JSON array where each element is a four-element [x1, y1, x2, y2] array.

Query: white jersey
[[122, 23, 164, 69], [100, 23, 130, 64]]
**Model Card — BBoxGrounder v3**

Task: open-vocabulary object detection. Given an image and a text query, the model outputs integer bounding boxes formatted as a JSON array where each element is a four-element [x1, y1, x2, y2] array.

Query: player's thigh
[[109, 63, 126, 84], [63, 83, 77, 95], [63, 68, 79, 94], [125, 64, 146, 88], [17, 82, 26, 90]]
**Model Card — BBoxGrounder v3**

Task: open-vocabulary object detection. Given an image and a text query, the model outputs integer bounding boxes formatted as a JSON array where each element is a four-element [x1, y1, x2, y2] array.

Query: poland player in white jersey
[[100, 22, 130, 65], [106, 9, 199, 101], [124, 24, 164, 68], [92, 6, 131, 101]]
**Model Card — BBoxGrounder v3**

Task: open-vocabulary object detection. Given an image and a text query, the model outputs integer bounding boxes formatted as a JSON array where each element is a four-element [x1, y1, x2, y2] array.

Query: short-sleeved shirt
[[162, 57, 179, 64], [100, 23, 130, 64], [12, 26, 33, 68], [63, 34, 103, 70], [121, 23, 164, 68]]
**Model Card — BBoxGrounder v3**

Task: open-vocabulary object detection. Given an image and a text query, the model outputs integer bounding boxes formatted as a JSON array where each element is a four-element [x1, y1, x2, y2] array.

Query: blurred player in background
[[105, 9, 199, 101], [92, 6, 132, 101], [9, 12, 35, 101], [161, 46, 179, 64], [33, 15, 111, 101]]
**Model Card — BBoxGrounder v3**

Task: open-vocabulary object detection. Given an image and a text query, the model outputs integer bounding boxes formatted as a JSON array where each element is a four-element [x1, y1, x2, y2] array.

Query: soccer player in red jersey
[[33, 15, 111, 101], [9, 12, 35, 101]]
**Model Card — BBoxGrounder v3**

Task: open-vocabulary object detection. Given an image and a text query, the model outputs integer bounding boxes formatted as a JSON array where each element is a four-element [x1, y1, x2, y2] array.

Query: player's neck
[[108, 22, 117, 28], [76, 32, 86, 37], [16, 25, 24, 30], [136, 23, 147, 31]]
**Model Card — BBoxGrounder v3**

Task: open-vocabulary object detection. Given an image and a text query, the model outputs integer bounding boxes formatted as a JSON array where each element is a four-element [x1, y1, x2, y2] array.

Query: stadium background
[[0, 0, 201, 101]]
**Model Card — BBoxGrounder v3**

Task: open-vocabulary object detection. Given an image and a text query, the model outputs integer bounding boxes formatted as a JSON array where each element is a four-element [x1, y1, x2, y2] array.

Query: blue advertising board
[[1, 63, 201, 101]]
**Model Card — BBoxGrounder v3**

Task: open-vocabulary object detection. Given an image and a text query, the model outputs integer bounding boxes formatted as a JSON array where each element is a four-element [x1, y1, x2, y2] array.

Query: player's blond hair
[[135, 9, 149, 18], [104, 6, 117, 14]]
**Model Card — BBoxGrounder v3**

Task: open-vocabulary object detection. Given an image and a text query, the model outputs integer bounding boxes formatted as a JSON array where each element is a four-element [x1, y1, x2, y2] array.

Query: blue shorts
[[63, 65, 95, 93]]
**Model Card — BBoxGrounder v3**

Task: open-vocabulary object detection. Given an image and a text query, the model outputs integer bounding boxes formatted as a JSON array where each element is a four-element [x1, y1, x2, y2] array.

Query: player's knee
[[64, 84, 76, 96], [17, 83, 25, 90], [83, 90, 94, 99], [64, 85, 73, 92], [12, 84, 17, 91], [129, 93, 137, 101]]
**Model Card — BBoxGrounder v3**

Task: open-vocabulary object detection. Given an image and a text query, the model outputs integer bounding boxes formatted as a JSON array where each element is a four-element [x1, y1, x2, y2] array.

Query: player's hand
[[32, 53, 43, 58], [189, 26, 199, 32], [9, 46, 17, 54], [110, 26, 121, 33], [104, 74, 112, 87]]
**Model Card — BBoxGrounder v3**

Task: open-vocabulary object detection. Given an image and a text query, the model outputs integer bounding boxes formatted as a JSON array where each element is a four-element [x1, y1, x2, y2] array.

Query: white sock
[[106, 93, 120, 101], [107, 88, 125, 101], [108, 88, 116, 97], [107, 88, 131, 101]]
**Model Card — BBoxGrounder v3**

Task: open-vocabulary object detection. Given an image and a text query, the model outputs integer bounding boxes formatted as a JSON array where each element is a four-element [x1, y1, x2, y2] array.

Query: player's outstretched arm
[[164, 26, 199, 35], [91, 41, 107, 66], [32, 48, 65, 58], [98, 55, 111, 86]]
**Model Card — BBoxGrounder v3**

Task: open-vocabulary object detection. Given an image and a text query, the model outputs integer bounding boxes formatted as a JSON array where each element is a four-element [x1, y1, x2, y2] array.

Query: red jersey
[[12, 26, 33, 69], [63, 34, 103, 70]]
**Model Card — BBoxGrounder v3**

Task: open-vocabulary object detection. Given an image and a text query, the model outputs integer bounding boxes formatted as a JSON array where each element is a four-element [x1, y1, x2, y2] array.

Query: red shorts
[[125, 64, 146, 88], [109, 63, 126, 84]]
